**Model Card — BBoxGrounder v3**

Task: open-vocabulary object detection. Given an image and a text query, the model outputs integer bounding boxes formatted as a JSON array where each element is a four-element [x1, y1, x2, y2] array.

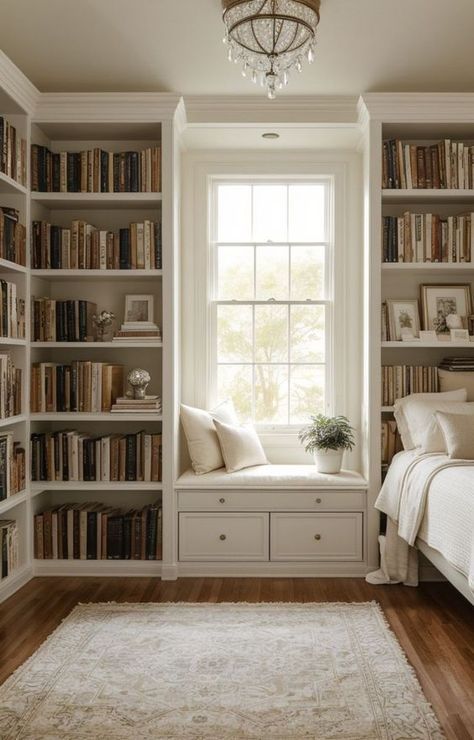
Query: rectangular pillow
[[393, 389, 467, 449], [213, 419, 268, 473], [420, 402, 474, 453], [180, 400, 238, 475], [438, 368, 474, 401], [435, 411, 474, 459]]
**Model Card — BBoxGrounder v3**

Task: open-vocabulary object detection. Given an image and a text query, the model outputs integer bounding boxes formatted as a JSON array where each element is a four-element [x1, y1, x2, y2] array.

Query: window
[[210, 179, 333, 428]]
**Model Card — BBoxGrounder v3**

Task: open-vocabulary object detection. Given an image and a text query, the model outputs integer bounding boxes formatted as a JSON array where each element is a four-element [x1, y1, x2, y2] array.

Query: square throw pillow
[[438, 369, 474, 401], [213, 419, 268, 473], [435, 410, 474, 459], [420, 403, 474, 453], [393, 389, 467, 449], [180, 400, 238, 475]]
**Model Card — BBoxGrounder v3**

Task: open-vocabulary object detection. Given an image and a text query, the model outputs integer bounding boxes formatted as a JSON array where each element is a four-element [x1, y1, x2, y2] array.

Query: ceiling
[[1, 0, 474, 96]]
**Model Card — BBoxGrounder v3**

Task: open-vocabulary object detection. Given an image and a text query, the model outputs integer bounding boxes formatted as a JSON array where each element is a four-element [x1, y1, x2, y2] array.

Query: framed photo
[[386, 299, 421, 341], [450, 329, 470, 343], [124, 294, 154, 324], [420, 284, 472, 334]]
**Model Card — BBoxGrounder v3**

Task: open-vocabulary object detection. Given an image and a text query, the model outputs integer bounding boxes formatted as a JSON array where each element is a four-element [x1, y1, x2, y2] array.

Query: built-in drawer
[[177, 490, 366, 512], [270, 512, 363, 561], [179, 512, 269, 561]]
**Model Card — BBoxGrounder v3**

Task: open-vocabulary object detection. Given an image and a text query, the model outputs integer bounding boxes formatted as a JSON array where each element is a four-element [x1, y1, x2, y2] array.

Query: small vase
[[313, 449, 343, 474]]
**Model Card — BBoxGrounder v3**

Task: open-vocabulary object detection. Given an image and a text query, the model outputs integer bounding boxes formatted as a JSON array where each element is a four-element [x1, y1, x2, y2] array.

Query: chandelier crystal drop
[[222, 0, 321, 100]]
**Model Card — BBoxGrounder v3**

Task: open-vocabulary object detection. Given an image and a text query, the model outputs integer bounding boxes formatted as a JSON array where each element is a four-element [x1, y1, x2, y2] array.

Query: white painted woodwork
[[177, 489, 366, 512], [270, 513, 363, 562], [179, 512, 269, 562]]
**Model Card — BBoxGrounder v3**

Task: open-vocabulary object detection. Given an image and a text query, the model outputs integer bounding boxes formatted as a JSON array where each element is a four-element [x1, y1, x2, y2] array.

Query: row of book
[[0, 433, 25, 501], [31, 219, 162, 271], [31, 431, 162, 483], [0, 354, 22, 419], [0, 280, 25, 339], [1, 520, 18, 579], [439, 356, 474, 372], [0, 207, 26, 266], [383, 138, 474, 189], [381, 420, 403, 466], [34, 502, 162, 561], [0, 117, 27, 187], [383, 213, 474, 263], [31, 145, 161, 193], [31, 362, 123, 413], [382, 365, 439, 407], [32, 299, 97, 343]]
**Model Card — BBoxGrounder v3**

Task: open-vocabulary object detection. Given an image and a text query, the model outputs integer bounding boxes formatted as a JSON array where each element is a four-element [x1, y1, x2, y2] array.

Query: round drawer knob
[[315, 497, 322, 504], [314, 534, 322, 541], [219, 497, 226, 504], [219, 534, 227, 541]]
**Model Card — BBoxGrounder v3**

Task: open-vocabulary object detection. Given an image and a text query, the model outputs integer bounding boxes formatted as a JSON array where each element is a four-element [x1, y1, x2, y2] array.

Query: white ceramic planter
[[313, 449, 343, 474]]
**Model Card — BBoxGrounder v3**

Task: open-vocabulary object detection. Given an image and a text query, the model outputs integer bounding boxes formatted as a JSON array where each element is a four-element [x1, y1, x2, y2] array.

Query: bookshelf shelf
[[382, 262, 474, 271], [0, 258, 27, 275], [31, 269, 163, 281], [30, 412, 163, 422], [0, 414, 27, 428], [382, 188, 474, 203], [381, 341, 474, 348], [31, 341, 163, 349], [0, 337, 27, 346], [0, 490, 28, 515], [31, 192, 163, 209], [34, 559, 163, 576], [0, 171, 27, 195], [31, 482, 163, 497], [381, 406, 394, 413]]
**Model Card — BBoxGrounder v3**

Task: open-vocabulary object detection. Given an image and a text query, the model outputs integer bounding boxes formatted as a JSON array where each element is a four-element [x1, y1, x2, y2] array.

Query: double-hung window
[[210, 179, 334, 429]]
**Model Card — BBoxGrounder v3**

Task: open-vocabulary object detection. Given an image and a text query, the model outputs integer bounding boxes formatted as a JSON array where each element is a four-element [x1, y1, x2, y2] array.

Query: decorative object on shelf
[[450, 328, 470, 343], [92, 310, 115, 342], [386, 299, 421, 341], [468, 315, 474, 336], [446, 313, 463, 330], [298, 414, 355, 474], [419, 330, 437, 343], [127, 368, 151, 400], [221, 0, 320, 100], [421, 283, 472, 334], [114, 295, 161, 341]]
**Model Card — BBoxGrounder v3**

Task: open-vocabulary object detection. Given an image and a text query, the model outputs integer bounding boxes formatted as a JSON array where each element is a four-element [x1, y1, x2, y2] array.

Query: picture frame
[[386, 299, 421, 341], [419, 330, 437, 343], [450, 328, 470, 343], [124, 294, 154, 325], [420, 284, 472, 334]]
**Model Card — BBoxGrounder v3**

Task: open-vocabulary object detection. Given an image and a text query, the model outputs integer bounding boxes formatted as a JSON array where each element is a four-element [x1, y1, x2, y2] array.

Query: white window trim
[[181, 150, 361, 452]]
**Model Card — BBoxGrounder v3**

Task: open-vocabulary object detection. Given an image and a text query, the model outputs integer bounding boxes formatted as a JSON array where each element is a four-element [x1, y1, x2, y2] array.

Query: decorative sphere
[[446, 313, 463, 330], [127, 368, 151, 399]]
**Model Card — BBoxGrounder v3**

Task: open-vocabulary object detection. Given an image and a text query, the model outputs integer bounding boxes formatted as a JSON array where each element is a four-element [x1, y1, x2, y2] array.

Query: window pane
[[290, 305, 325, 362], [290, 365, 325, 424], [255, 305, 288, 362], [255, 365, 289, 425], [291, 245, 325, 300], [217, 305, 253, 362], [256, 245, 289, 300], [218, 246, 254, 300], [218, 365, 252, 421], [289, 184, 326, 242], [217, 185, 251, 242], [253, 185, 287, 242]]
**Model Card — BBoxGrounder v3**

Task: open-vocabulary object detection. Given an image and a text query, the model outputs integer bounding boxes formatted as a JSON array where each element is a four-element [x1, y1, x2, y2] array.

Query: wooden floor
[[0, 577, 473, 739]]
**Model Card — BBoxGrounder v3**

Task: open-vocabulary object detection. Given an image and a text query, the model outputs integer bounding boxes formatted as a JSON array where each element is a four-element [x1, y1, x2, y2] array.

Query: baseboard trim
[[176, 562, 368, 578]]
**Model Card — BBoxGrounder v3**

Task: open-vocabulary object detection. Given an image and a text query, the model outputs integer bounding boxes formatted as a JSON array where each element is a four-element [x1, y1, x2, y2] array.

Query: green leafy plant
[[298, 414, 355, 453]]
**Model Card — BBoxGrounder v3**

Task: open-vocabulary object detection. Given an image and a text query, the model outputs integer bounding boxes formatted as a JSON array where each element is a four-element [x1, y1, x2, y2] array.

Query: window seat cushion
[[176, 465, 366, 490]]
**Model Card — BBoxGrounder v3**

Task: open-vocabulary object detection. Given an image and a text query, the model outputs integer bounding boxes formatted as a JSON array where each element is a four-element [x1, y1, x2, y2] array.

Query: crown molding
[[360, 92, 474, 122], [34, 92, 183, 122], [183, 95, 359, 125], [0, 50, 40, 114]]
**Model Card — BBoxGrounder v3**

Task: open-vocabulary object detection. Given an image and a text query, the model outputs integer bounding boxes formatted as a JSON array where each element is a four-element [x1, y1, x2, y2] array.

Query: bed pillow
[[420, 403, 474, 453], [180, 400, 238, 475], [393, 389, 467, 449], [438, 369, 474, 401], [435, 411, 474, 459], [213, 419, 268, 473]]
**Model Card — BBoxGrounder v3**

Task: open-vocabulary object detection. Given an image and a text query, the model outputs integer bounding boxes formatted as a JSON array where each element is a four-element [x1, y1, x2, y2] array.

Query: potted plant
[[298, 414, 355, 474]]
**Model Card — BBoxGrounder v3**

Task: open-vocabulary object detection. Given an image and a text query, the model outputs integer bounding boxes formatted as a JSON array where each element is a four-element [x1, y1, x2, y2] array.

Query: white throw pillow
[[393, 389, 467, 450], [213, 419, 268, 473], [180, 400, 238, 475], [420, 403, 474, 453], [435, 411, 474, 459]]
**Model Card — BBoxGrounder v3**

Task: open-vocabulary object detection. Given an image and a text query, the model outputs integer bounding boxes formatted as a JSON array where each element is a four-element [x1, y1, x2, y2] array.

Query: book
[[30, 362, 123, 413], [0, 207, 26, 266], [0, 354, 22, 419], [0, 519, 18, 578], [0, 279, 25, 338], [0, 433, 25, 501], [383, 138, 474, 190], [32, 298, 96, 342], [383, 212, 474, 263], [0, 117, 27, 187], [381, 365, 439, 406]]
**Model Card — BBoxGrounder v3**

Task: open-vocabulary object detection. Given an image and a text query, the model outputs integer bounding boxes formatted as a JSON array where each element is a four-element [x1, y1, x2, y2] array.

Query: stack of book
[[111, 395, 162, 414], [0, 354, 22, 419], [32, 298, 97, 342], [439, 356, 474, 372], [0, 280, 25, 338], [31, 219, 162, 270], [0, 207, 26, 265], [30, 362, 123, 413], [0, 519, 18, 578], [0, 117, 27, 186], [31, 430, 162, 482], [382, 366, 439, 406], [31, 145, 161, 192], [383, 212, 474, 263], [383, 138, 474, 189], [34, 502, 162, 561], [0, 433, 25, 500], [381, 420, 403, 466]]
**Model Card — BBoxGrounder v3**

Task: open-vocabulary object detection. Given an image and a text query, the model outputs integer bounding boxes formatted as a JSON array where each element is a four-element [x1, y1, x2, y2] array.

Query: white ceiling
[[1, 0, 474, 96]]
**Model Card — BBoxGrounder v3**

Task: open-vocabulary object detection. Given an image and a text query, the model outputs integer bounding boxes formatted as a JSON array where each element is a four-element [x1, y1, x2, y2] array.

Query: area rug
[[0, 602, 443, 739]]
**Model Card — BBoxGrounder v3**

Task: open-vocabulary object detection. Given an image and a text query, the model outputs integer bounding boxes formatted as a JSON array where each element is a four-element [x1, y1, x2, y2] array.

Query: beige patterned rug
[[0, 602, 443, 739]]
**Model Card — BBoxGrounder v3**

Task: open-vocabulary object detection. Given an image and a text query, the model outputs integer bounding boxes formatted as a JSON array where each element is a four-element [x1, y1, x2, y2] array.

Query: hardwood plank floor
[[0, 577, 473, 738]]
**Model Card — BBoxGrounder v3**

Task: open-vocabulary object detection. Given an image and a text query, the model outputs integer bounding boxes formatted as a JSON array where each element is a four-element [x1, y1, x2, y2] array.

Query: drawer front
[[177, 490, 366, 512], [270, 513, 363, 561], [179, 513, 269, 561]]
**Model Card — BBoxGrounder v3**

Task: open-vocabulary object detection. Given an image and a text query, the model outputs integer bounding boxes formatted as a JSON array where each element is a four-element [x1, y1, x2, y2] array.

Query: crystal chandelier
[[222, 0, 321, 99]]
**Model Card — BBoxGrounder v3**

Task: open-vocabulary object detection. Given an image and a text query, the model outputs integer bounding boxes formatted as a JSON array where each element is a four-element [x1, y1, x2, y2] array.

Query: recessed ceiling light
[[262, 132, 280, 140]]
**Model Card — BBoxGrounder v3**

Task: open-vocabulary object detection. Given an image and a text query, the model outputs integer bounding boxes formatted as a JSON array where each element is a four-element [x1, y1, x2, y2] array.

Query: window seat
[[176, 465, 366, 490]]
